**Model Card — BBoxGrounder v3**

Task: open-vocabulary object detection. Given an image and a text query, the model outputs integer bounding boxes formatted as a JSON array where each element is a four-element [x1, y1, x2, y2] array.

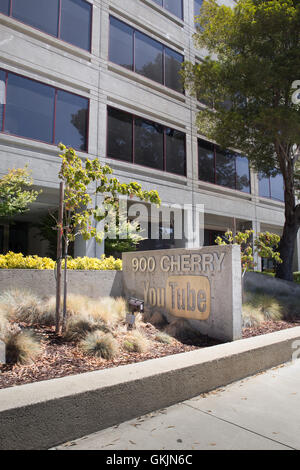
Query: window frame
[[258, 173, 285, 202], [151, 0, 184, 21], [0, 0, 93, 52], [198, 138, 251, 194], [109, 16, 184, 94], [0, 68, 90, 152], [107, 106, 187, 177]]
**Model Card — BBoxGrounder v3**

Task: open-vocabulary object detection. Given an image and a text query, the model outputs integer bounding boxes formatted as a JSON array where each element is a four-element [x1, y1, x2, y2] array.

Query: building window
[[107, 106, 186, 176], [0, 69, 89, 151], [198, 138, 251, 193], [258, 173, 284, 202], [152, 0, 183, 20], [194, 0, 203, 17], [1, 0, 92, 51], [109, 16, 184, 93]]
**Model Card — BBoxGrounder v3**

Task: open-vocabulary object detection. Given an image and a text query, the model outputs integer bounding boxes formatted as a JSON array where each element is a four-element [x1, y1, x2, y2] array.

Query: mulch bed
[[1, 320, 299, 390]]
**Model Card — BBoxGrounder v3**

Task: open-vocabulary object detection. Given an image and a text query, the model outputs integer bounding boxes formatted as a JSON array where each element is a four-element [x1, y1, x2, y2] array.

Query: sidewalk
[[55, 359, 300, 450]]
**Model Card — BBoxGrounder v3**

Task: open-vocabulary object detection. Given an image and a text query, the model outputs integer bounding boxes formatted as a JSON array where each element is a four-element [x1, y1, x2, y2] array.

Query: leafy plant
[[0, 167, 40, 218], [215, 230, 281, 275]]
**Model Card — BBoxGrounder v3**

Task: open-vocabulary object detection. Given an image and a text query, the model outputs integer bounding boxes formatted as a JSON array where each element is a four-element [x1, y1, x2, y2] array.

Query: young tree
[[215, 230, 282, 276], [183, 0, 300, 281], [56, 144, 161, 331], [0, 167, 39, 217]]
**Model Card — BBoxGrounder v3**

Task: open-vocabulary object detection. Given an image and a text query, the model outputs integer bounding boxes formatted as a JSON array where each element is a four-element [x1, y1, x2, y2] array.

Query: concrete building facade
[[0, 0, 299, 271]]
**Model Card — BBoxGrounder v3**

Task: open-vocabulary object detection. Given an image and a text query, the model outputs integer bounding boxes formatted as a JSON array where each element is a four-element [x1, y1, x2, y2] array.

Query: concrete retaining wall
[[0, 270, 123, 299], [0, 326, 299, 450]]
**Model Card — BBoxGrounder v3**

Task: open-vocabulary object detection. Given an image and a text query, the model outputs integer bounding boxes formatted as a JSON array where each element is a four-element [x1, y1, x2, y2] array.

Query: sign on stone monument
[[123, 245, 242, 341]]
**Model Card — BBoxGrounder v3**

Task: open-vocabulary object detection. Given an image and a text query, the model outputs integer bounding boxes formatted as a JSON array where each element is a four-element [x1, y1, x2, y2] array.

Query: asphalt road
[[54, 359, 300, 450]]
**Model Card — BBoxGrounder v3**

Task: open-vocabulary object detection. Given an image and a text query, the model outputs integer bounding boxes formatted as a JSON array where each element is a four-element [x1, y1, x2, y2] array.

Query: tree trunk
[[275, 220, 299, 281]]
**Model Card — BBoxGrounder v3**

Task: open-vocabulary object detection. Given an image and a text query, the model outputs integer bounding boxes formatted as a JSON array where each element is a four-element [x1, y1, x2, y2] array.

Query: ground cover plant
[[0, 288, 299, 389]]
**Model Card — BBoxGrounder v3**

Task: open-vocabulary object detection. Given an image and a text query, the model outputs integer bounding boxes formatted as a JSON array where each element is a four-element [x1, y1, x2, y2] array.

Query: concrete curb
[[0, 327, 300, 450]]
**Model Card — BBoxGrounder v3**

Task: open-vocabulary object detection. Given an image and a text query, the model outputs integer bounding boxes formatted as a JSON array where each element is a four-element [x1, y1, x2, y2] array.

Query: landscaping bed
[[1, 288, 300, 391]]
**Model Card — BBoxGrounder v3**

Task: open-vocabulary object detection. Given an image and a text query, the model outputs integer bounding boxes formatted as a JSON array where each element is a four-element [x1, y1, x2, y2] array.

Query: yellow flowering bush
[[0, 252, 122, 271]]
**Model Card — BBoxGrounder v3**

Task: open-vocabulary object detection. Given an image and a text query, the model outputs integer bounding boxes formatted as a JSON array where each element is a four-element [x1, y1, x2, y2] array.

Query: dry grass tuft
[[244, 293, 283, 322], [63, 315, 97, 342], [155, 332, 173, 344], [123, 330, 149, 353], [80, 331, 118, 359], [242, 304, 265, 328], [4, 328, 41, 364], [0, 289, 42, 324]]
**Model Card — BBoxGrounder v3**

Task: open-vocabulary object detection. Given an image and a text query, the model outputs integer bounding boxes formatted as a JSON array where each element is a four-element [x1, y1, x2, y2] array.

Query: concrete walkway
[[55, 359, 300, 451]]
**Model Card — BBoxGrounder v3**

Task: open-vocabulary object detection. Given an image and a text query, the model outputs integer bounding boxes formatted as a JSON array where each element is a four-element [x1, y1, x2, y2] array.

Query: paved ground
[[55, 359, 300, 450]]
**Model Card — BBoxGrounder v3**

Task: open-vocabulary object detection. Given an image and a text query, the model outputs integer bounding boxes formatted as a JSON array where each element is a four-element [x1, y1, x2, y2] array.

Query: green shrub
[[294, 272, 300, 284], [80, 331, 118, 359]]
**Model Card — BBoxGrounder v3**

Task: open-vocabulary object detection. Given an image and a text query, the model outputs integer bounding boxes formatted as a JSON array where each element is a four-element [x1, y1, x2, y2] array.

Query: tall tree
[[0, 167, 39, 217], [183, 0, 300, 281]]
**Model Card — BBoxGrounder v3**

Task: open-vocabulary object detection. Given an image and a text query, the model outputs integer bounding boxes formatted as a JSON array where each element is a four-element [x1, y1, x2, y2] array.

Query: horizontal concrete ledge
[[1, 327, 300, 450]]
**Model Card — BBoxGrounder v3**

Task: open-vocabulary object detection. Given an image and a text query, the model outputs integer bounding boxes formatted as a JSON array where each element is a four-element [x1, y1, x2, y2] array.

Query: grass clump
[[80, 331, 118, 359], [155, 332, 173, 344], [3, 328, 41, 364], [242, 304, 264, 328], [244, 293, 283, 322], [0, 289, 42, 324], [123, 330, 149, 353]]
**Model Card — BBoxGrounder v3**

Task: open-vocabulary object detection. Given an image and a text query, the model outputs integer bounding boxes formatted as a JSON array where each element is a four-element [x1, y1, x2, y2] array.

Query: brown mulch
[[1, 319, 299, 390], [0, 322, 219, 390], [242, 320, 300, 338]]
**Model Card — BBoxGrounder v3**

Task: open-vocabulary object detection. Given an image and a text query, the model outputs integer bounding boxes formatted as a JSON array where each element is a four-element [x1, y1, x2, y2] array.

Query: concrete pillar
[[252, 219, 262, 271]]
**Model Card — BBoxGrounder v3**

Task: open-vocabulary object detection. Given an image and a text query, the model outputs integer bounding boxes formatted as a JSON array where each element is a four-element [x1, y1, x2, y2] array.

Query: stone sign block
[[123, 245, 242, 341], [0, 340, 5, 364]]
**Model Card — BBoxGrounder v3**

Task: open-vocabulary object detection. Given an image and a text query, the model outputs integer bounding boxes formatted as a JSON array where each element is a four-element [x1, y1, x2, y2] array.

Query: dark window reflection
[[165, 47, 183, 93], [55, 90, 88, 151], [236, 155, 250, 193], [60, 0, 91, 51], [258, 174, 270, 198], [0, 0, 9, 15], [5, 73, 55, 143], [109, 17, 133, 70], [107, 107, 133, 162], [198, 139, 215, 184], [270, 173, 284, 201], [198, 139, 250, 193], [166, 128, 186, 175], [0, 70, 5, 131], [13, 0, 59, 37], [194, 0, 203, 16], [164, 0, 183, 19], [135, 32, 163, 84], [134, 118, 164, 170]]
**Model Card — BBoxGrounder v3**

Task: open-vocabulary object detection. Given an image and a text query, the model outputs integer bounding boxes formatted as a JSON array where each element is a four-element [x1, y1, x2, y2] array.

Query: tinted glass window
[[135, 32, 163, 84], [216, 149, 236, 189], [60, 0, 91, 50], [236, 155, 250, 193], [135, 118, 164, 170], [198, 139, 215, 183], [152, 0, 163, 6], [270, 173, 284, 201], [165, 47, 183, 93], [166, 128, 186, 175], [109, 17, 133, 70], [0, 0, 9, 15], [13, 0, 59, 37], [5, 73, 55, 143], [55, 90, 88, 151], [194, 0, 203, 16], [0, 70, 5, 131], [258, 174, 270, 198], [107, 107, 132, 162], [164, 0, 183, 19]]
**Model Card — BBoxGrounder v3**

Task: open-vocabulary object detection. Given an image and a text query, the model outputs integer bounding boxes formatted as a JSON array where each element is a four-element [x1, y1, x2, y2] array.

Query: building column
[[252, 219, 261, 271]]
